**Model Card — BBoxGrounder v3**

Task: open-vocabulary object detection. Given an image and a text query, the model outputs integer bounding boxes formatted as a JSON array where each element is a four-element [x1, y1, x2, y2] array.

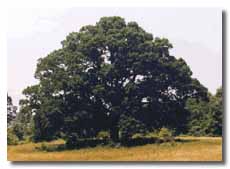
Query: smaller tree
[[186, 87, 223, 136], [7, 95, 17, 126], [206, 87, 222, 136], [186, 98, 210, 136]]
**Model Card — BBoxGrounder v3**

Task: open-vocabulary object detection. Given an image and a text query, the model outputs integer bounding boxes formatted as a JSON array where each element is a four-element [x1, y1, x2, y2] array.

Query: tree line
[[7, 17, 223, 147]]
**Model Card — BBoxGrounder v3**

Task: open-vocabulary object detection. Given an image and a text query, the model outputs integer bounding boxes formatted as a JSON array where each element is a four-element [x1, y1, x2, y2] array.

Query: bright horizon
[[7, 7, 222, 106]]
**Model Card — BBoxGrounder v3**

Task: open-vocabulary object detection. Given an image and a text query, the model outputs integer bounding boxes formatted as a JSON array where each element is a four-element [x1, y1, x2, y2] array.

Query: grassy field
[[8, 137, 222, 161]]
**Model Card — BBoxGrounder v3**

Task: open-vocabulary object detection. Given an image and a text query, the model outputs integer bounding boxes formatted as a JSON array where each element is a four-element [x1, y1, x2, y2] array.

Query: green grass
[[8, 137, 222, 161]]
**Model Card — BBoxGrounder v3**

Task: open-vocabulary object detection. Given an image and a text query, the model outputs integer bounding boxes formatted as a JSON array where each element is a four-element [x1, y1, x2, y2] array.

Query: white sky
[[7, 7, 222, 106]]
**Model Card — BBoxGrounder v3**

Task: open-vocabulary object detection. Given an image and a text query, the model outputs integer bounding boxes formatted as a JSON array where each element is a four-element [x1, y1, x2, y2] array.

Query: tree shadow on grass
[[174, 138, 199, 143], [35, 137, 199, 152], [121, 137, 162, 147], [35, 139, 110, 152], [37, 137, 164, 152]]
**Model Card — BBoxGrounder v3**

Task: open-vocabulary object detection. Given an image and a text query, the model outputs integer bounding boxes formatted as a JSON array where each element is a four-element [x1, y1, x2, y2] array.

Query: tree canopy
[[20, 16, 208, 143]]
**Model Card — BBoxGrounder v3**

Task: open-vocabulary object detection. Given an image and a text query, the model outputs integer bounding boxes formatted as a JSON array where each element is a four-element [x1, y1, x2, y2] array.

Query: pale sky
[[7, 8, 222, 106]]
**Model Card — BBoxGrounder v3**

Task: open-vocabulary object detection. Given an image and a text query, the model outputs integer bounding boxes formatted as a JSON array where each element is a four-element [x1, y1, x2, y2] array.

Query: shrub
[[40, 142, 49, 151], [97, 131, 110, 140], [37, 142, 64, 152], [158, 127, 174, 142], [23, 136, 33, 144], [7, 129, 19, 145], [131, 133, 144, 139], [145, 130, 158, 139]]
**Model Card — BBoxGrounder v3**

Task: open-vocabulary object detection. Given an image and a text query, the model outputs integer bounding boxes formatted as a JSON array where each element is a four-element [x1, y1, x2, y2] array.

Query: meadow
[[8, 137, 222, 161]]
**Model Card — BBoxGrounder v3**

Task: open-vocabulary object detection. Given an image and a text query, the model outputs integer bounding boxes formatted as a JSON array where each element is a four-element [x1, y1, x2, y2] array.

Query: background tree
[[21, 16, 208, 144], [7, 95, 17, 126], [207, 87, 222, 136], [7, 94, 20, 145], [186, 98, 210, 136], [186, 87, 222, 136]]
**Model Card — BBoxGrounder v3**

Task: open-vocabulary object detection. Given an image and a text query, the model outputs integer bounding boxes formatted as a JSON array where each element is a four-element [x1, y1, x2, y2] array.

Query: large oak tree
[[20, 17, 207, 142]]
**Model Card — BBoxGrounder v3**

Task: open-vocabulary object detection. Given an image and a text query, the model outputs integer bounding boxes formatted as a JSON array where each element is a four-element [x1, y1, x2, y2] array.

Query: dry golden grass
[[8, 137, 222, 161]]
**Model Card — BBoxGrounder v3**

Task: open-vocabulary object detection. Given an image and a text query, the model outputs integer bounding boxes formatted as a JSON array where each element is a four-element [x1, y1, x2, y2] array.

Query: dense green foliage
[[11, 17, 222, 148], [186, 87, 223, 136]]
